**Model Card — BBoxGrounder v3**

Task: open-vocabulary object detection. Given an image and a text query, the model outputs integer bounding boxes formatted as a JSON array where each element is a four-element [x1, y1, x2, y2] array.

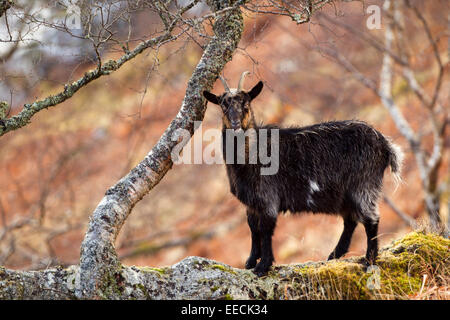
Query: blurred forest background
[[0, 0, 448, 273]]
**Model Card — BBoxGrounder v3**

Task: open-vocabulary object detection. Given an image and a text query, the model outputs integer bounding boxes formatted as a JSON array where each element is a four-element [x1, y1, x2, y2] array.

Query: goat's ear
[[203, 91, 220, 105], [248, 81, 263, 100]]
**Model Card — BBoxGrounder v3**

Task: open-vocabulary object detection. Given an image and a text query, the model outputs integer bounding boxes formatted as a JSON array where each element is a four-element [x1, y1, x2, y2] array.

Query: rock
[[0, 231, 448, 299]]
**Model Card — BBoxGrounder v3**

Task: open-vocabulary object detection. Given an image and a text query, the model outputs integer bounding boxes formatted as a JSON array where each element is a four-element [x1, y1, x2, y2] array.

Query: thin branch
[[405, 0, 445, 112], [120, 216, 244, 260], [383, 196, 416, 228], [317, 12, 408, 67], [245, 0, 333, 24], [318, 43, 419, 148]]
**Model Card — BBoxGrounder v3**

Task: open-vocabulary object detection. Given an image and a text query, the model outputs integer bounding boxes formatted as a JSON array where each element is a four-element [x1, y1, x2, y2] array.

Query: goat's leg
[[253, 212, 277, 277], [328, 218, 357, 260], [363, 219, 379, 265], [245, 208, 261, 269]]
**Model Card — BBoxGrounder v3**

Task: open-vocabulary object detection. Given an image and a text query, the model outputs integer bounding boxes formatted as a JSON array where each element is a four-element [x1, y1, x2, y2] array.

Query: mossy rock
[[0, 231, 448, 299], [288, 231, 449, 299]]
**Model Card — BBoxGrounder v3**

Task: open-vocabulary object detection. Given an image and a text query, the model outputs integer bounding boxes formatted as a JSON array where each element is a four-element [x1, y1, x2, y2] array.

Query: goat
[[203, 71, 403, 276]]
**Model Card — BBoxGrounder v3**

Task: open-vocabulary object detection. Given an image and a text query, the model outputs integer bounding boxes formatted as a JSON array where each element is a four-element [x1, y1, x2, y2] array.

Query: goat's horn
[[237, 71, 250, 91], [219, 75, 231, 93]]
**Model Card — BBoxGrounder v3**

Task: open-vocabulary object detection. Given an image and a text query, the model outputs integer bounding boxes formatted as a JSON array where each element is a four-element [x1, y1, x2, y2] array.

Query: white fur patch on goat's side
[[306, 180, 320, 208], [309, 180, 320, 193]]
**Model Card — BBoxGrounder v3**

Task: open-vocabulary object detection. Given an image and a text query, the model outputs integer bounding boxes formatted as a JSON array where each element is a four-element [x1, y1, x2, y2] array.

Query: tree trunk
[[76, 1, 245, 299]]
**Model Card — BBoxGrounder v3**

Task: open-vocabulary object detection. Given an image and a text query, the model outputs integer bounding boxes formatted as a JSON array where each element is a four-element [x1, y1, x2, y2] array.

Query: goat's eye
[[221, 104, 231, 113]]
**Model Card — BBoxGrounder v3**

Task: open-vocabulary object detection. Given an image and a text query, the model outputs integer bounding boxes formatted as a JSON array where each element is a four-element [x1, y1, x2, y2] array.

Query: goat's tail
[[386, 140, 404, 188]]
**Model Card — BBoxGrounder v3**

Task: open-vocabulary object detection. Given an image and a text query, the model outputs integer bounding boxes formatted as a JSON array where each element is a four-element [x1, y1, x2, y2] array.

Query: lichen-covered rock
[[0, 231, 448, 299]]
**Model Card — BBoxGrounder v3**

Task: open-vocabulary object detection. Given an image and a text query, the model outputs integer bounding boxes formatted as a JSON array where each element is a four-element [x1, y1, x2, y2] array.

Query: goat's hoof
[[253, 269, 268, 277], [245, 258, 257, 270], [253, 262, 271, 277], [360, 257, 377, 270], [328, 251, 345, 261]]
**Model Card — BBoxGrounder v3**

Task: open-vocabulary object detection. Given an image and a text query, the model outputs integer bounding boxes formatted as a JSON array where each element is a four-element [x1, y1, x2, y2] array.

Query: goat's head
[[203, 71, 263, 131]]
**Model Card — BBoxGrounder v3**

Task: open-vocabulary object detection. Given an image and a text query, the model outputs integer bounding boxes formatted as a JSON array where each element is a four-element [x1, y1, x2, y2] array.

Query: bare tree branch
[[244, 0, 334, 24], [405, 0, 445, 112], [383, 196, 416, 228], [0, 1, 201, 137], [119, 215, 244, 260]]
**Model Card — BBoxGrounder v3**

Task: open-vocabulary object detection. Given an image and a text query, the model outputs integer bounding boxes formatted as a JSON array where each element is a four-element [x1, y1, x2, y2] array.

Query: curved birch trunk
[[76, 1, 245, 299]]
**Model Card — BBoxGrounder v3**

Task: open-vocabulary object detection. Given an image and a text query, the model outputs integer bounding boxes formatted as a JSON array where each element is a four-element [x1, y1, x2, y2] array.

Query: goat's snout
[[230, 120, 241, 131]]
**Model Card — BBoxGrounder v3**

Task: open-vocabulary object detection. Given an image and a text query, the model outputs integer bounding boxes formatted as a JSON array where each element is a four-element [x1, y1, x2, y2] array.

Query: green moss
[[149, 267, 167, 274], [294, 261, 366, 299], [375, 231, 449, 297], [208, 264, 237, 275], [222, 293, 233, 300], [137, 266, 168, 276], [211, 286, 219, 292], [135, 283, 151, 299], [287, 232, 449, 299], [100, 271, 124, 298], [384, 232, 449, 278], [393, 231, 449, 253]]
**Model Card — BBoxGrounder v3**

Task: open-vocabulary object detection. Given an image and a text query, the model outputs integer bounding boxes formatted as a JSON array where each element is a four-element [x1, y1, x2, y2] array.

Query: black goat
[[203, 72, 403, 276]]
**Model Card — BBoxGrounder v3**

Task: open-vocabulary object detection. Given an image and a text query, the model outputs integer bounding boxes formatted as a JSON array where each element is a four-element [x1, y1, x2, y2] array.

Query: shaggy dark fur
[[204, 80, 403, 276]]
